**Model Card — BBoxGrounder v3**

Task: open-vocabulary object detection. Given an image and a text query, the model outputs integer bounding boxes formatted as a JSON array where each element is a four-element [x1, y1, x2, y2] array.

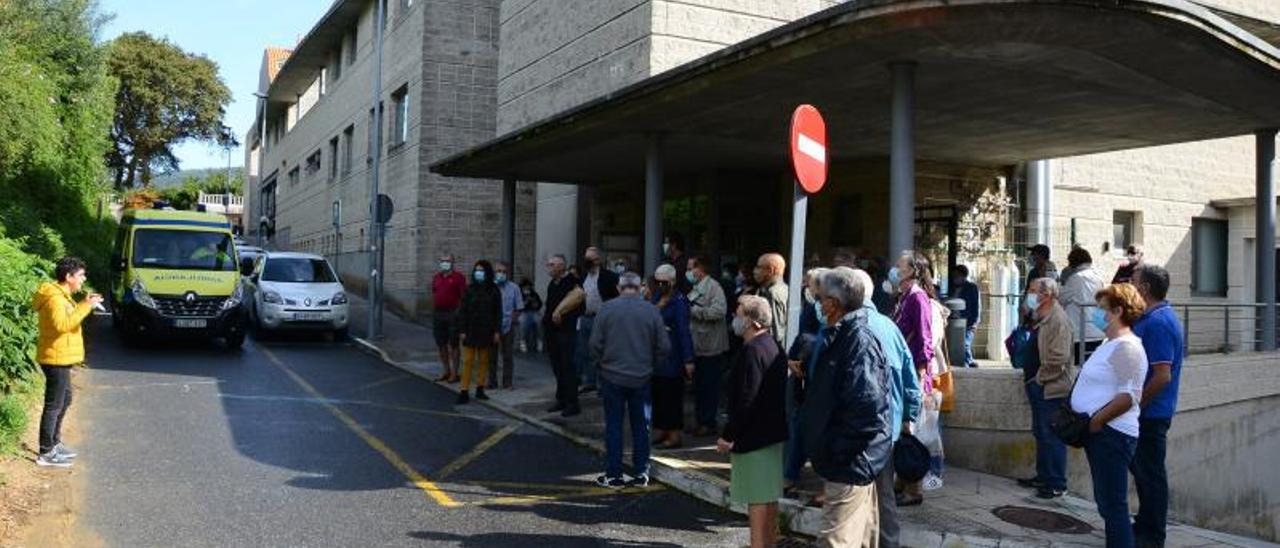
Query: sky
[[100, 0, 335, 171]]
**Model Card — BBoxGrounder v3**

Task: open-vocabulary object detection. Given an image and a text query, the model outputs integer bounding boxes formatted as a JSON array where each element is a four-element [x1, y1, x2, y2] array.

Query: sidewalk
[[346, 297, 1272, 547]]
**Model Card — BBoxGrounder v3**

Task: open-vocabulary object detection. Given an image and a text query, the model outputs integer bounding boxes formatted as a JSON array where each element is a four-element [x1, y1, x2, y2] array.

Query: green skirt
[[730, 442, 784, 506]]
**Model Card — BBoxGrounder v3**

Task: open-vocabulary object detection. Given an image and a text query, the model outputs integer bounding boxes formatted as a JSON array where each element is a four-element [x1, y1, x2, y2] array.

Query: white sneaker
[[923, 473, 944, 491], [36, 452, 74, 468]]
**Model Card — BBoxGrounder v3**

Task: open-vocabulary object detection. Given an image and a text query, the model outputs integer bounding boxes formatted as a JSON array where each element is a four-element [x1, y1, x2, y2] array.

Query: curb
[[349, 336, 1030, 547]]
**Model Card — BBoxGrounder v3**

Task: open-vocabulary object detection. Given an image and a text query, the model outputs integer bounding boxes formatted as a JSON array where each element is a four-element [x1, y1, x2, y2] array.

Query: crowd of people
[[424, 237, 1184, 548]]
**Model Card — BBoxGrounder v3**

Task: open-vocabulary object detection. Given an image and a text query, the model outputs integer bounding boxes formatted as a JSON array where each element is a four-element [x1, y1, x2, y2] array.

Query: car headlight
[[332, 292, 348, 305], [263, 290, 282, 305], [130, 279, 156, 309], [222, 283, 244, 311]]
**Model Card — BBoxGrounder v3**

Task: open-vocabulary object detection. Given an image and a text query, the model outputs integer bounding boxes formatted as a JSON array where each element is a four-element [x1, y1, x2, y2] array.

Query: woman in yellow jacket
[[32, 257, 102, 467]]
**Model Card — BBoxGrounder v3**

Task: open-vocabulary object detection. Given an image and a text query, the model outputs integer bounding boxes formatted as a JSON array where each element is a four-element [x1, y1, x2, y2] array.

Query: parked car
[[245, 252, 349, 339]]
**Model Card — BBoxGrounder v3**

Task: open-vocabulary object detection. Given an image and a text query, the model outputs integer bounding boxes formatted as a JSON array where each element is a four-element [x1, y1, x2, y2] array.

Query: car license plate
[[292, 312, 326, 322], [173, 319, 207, 329]]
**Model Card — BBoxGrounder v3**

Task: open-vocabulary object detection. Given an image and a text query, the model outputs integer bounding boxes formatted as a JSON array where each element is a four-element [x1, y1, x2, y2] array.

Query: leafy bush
[[0, 393, 29, 455], [0, 237, 49, 394]]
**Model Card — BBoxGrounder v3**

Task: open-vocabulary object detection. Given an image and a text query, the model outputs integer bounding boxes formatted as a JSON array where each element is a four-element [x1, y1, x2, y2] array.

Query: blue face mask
[[495, 273, 507, 284], [1090, 308, 1110, 333], [473, 271, 486, 282], [815, 300, 827, 328], [1025, 293, 1041, 311], [686, 271, 698, 285], [887, 266, 901, 286]]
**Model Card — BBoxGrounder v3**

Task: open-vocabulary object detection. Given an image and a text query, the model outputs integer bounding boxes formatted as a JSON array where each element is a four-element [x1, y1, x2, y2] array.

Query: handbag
[[894, 432, 931, 482], [935, 331, 955, 413], [1049, 374, 1091, 448]]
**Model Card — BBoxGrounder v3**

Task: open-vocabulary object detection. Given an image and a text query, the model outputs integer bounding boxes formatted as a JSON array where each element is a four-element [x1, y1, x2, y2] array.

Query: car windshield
[[262, 258, 337, 283], [132, 229, 236, 271]]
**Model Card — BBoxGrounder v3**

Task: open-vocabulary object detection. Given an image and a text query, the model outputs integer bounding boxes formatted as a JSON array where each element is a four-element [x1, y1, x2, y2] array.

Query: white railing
[[198, 192, 244, 215]]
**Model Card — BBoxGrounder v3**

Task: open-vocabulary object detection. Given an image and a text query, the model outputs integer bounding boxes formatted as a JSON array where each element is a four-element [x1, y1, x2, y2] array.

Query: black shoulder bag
[[1049, 372, 1090, 448]]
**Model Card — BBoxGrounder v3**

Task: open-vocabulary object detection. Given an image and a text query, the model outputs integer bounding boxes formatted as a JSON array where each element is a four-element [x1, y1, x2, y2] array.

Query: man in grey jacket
[[590, 271, 671, 489]]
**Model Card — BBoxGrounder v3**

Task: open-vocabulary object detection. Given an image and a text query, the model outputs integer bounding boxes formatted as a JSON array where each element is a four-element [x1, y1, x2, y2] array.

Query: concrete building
[[243, 0, 524, 319]]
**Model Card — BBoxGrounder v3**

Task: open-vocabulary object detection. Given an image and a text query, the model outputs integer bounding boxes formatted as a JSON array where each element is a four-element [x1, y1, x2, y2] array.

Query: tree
[[106, 32, 231, 189]]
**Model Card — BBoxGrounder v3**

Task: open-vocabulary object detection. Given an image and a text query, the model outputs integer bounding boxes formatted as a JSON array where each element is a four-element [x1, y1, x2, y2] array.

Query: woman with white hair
[[718, 294, 788, 548], [651, 263, 694, 449]]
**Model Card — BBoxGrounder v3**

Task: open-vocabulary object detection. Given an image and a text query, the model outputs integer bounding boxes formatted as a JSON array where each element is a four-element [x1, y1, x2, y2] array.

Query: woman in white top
[[1071, 283, 1149, 548]]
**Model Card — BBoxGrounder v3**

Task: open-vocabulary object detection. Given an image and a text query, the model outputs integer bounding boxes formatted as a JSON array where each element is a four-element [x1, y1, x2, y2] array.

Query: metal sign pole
[[367, 0, 386, 340], [785, 182, 808, 350]]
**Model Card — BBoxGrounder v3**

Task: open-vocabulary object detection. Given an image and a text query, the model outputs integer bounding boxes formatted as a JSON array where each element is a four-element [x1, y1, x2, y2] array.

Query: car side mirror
[[240, 258, 255, 277]]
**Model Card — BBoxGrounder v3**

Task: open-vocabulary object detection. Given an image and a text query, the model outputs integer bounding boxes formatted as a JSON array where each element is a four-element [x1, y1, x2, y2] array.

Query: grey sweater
[[589, 293, 670, 388]]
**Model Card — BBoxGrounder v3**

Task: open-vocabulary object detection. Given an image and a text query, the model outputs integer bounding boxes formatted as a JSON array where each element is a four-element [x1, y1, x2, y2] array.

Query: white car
[[246, 252, 349, 338]]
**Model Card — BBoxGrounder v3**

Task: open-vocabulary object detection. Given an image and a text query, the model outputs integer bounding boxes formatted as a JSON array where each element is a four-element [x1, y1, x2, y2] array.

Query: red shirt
[[432, 271, 466, 311]]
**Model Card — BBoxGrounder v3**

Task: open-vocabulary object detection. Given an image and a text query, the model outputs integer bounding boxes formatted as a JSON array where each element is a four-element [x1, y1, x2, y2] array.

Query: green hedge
[[0, 237, 49, 395]]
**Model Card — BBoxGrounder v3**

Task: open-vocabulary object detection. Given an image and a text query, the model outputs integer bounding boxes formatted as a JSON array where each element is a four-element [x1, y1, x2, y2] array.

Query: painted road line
[[354, 373, 410, 392], [260, 347, 460, 508], [465, 485, 666, 507], [218, 393, 485, 421], [435, 423, 520, 480]]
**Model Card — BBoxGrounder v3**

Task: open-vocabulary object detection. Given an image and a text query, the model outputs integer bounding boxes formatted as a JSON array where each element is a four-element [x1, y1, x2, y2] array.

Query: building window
[[1112, 210, 1140, 253], [391, 85, 409, 146], [342, 125, 354, 175], [328, 136, 339, 180], [305, 150, 322, 177], [319, 67, 328, 96], [347, 27, 358, 66], [287, 166, 300, 187], [1191, 218, 1228, 297], [367, 102, 383, 163], [331, 50, 342, 83]]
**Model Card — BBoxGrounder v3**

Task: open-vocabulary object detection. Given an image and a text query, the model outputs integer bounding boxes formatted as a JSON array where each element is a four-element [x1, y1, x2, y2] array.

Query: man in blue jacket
[[851, 267, 922, 545], [802, 268, 893, 546]]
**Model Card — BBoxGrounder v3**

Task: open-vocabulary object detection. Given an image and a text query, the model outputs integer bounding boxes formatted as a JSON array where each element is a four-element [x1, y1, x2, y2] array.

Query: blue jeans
[[575, 316, 597, 387], [1085, 426, 1138, 548], [1131, 418, 1171, 547], [783, 376, 806, 483], [693, 354, 724, 429], [1025, 382, 1068, 490], [520, 313, 540, 352], [602, 379, 652, 478], [963, 328, 976, 366]]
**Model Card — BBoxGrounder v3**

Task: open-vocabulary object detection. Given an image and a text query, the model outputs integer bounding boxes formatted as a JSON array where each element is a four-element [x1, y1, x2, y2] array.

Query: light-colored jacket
[[34, 282, 93, 366], [756, 279, 789, 348], [687, 275, 729, 356], [1061, 264, 1104, 341], [1035, 301, 1077, 399]]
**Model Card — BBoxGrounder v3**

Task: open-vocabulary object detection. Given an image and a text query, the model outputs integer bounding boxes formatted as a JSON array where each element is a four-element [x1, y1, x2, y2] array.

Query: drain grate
[[992, 505, 1094, 534]]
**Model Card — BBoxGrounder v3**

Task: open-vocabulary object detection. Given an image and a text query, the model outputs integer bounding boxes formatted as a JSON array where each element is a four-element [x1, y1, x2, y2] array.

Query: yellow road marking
[[464, 485, 666, 507], [354, 373, 409, 392], [261, 347, 460, 507], [435, 424, 520, 480], [464, 481, 624, 492]]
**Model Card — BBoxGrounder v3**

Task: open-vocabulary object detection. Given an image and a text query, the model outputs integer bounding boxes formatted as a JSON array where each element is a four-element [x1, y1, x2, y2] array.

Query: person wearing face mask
[[889, 250, 940, 501], [1060, 247, 1105, 365], [1111, 244, 1144, 284], [485, 261, 524, 390], [1017, 278, 1076, 500], [518, 278, 542, 354], [1026, 244, 1059, 290], [782, 267, 827, 496], [651, 264, 694, 449], [718, 295, 788, 548], [1072, 283, 1150, 547], [431, 253, 467, 383], [801, 267, 892, 547], [575, 246, 619, 395], [686, 255, 729, 437], [455, 260, 502, 404], [663, 232, 692, 293]]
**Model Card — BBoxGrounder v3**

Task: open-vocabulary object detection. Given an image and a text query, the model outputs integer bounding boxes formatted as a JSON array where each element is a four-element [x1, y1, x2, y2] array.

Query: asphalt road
[[71, 321, 754, 547]]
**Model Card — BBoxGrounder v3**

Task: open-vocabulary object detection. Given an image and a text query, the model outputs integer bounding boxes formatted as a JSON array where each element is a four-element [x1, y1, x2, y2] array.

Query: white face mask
[[439, 261, 452, 272]]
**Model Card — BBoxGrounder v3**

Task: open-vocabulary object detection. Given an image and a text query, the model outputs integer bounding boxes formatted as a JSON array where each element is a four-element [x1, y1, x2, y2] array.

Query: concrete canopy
[[430, 0, 1280, 184]]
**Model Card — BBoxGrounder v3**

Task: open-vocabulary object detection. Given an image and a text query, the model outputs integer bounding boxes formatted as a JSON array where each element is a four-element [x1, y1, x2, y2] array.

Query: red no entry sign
[[790, 104, 827, 194]]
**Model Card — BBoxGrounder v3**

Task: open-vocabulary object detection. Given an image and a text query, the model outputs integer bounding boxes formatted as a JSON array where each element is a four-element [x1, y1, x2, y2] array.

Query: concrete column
[[501, 179, 516, 266], [645, 135, 664, 276], [889, 62, 916, 258], [1257, 129, 1277, 351], [1027, 160, 1054, 248]]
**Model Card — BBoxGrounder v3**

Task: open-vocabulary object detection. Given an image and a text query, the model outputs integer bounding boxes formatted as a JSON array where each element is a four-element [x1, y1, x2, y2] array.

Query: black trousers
[[39, 365, 73, 455], [545, 326, 579, 408]]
